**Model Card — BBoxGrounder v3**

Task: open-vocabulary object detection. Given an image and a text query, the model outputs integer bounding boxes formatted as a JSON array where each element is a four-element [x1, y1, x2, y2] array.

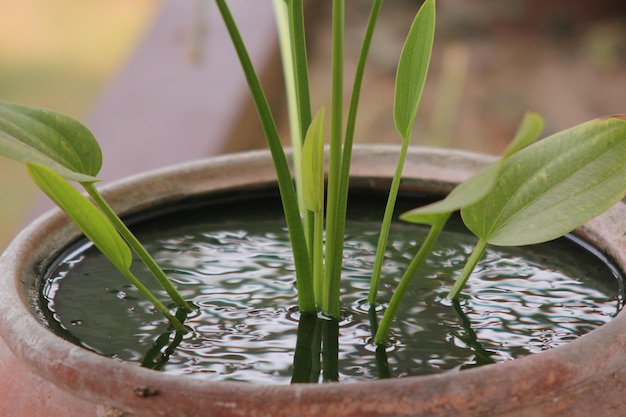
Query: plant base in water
[[41, 191, 623, 384]]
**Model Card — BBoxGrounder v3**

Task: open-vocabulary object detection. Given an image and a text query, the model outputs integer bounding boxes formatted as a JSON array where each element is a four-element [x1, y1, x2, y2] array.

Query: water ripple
[[42, 199, 623, 384]]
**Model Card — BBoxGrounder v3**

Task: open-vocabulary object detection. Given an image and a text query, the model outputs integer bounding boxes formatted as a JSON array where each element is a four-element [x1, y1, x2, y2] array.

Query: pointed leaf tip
[[393, 0, 436, 141]]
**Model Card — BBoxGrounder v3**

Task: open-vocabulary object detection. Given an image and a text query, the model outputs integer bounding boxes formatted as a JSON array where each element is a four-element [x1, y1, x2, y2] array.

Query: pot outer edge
[[0, 144, 624, 417]]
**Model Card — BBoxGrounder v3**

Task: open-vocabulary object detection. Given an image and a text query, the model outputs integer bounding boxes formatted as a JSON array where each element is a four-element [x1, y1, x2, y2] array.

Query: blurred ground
[[301, 0, 626, 153], [0, 0, 158, 247]]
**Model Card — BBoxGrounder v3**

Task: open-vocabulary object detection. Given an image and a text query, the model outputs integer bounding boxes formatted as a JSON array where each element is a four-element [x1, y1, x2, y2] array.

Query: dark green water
[[41, 191, 623, 384]]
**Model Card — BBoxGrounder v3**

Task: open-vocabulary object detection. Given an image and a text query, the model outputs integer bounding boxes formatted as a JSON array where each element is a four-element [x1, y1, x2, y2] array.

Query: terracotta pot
[[0, 145, 624, 417]]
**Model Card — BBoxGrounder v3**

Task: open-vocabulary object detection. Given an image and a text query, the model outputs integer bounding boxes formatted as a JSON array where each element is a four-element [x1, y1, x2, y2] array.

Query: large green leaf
[[462, 116, 626, 246], [401, 112, 544, 225], [0, 100, 101, 183], [27, 163, 131, 271], [393, 0, 435, 140]]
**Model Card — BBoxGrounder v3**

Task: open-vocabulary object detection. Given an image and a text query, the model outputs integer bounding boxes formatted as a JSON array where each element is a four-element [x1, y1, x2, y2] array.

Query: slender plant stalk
[[374, 215, 448, 345], [273, 0, 305, 212], [367, 139, 411, 305], [312, 209, 325, 305], [368, 307, 392, 378], [342, 0, 384, 163], [117, 267, 188, 332], [448, 238, 489, 300], [325, 0, 385, 314], [286, 0, 312, 139], [321, 0, 345, 318], [83, 183, 193, 312], [284, 0, 315, 258], [370, 0, 435, 305], [216, 0, 315, 312]]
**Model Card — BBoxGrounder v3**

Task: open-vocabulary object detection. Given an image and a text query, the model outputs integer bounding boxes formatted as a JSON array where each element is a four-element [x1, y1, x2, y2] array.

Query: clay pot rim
[[0, 144, 624, 416]]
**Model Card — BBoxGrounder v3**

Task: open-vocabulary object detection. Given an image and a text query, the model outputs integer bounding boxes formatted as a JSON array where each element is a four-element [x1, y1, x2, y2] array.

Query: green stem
[[284, 0, 315, 258], [119, 268, 188, 333], [368, 137, 411, 305], [83, 183, 192, 312], [368, 306, 391, 378], [321, 0, 345, 318], [216, 0, 315, 312], [374, 215, 448, 345], [448, 238, 489, 300], [273, 0, 304, 211], [313, 210, 325, 306], [286, 0, 312, 139], [276, 0, 315, 259], [326, 0, 385, 314], [342, 0, 383, 160]]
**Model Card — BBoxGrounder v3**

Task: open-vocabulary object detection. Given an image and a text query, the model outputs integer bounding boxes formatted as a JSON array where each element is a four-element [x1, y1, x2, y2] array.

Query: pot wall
[[0, 145, 624, 417]]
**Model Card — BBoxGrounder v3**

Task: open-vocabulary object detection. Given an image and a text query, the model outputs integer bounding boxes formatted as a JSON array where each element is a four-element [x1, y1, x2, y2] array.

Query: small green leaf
[[393, 0, 435, 140], [0, 100, 101, 183], [401, 163, 502, 225], [503, 112, 544, 158], [27, 163, 132, 271], [401, 112, 544, 225], [462, 116, 626, 246], [302, 107, 326, 213]]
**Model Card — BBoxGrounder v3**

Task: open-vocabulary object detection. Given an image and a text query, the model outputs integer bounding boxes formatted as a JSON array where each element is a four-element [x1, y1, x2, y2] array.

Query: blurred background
[[0, 0, 158, 247], [1, 0, 625, 248]]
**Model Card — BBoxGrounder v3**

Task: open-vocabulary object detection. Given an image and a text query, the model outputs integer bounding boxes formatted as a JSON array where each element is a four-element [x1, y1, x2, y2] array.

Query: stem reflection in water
[[291, 312, 322, 383], [141, 308, 189, 370], [290, 313, 341, 383], [369, 306, 392, 379], [451, 299, 496, 369]]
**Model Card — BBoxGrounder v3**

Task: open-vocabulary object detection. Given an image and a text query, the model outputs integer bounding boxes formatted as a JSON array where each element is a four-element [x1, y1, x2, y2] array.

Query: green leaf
[[302, 107, 325, 213], [462, 116, 626, 246], [503, 112, 544, 158], [27, 163, 132, 271], [401, 163, 502, 225], [0, 100, 101, 183], [401, 112, 544, 225], [393, 0, 435, 140]]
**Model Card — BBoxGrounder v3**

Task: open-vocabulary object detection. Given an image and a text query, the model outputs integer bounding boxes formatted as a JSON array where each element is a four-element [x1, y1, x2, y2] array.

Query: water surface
[[42, 192, 623, 384]]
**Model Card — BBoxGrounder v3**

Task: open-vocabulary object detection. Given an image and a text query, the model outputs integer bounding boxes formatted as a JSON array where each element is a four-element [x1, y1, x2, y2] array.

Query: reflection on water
[[41, 193, 623, 384]]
